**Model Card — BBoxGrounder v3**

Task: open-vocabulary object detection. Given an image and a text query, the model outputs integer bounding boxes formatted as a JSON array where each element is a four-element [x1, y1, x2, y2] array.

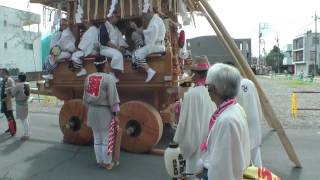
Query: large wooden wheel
[[59, 99, 93, 145], [118, 101, 163, 153]]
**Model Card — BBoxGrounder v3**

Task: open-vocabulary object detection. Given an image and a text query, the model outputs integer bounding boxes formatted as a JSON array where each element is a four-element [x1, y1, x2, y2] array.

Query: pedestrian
[[173, 56, 215, 177], [11, 72, 31, 140], [83, 57, 120, 170], [0, 68, 16, 136], [225, 61, 263, 166], [197, 63, 250, 180]]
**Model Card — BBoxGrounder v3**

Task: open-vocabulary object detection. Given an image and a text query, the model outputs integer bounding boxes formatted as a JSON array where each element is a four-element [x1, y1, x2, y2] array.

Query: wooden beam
[[30, 0, 74, 4], [198, 0, 301, 168]]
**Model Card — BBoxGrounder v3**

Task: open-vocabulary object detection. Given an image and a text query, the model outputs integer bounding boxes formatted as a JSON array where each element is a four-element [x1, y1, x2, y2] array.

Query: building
[[283, 44, 294, 74], [187, 35, 252, 65], [0, 5, 42, 73], [293, 31, 320, 75]]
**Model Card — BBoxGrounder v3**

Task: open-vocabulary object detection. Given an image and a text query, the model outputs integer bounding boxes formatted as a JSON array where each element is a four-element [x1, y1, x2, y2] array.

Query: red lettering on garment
[[86, 75, 103, 97]]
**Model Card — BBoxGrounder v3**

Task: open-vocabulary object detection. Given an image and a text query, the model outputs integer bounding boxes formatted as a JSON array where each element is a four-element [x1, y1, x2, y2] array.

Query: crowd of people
[[1, 2, 266, 179], [174, 56, 264, 179], [42, 3, 166, 83], [0, 69, 31, 140]]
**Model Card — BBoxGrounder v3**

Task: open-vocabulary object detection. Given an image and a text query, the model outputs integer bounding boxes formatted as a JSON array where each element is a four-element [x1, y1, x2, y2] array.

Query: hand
[[129, 21, 137, 30]]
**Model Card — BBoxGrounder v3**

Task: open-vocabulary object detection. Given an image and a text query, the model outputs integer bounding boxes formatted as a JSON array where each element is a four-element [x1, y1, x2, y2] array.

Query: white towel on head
[[143, 0, 150, 13], [107, 0, 118, 18]]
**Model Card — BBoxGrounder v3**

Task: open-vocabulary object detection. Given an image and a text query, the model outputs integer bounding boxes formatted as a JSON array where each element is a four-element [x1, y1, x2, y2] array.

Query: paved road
[[0, 113, 169, 180], [1, 76, 320, 180]]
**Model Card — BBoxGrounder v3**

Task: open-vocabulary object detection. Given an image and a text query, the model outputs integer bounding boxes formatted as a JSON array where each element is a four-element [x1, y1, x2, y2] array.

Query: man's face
[[110, 14, 120, 25], [60, 20, 68, 31], [207, 84, 217, 102]]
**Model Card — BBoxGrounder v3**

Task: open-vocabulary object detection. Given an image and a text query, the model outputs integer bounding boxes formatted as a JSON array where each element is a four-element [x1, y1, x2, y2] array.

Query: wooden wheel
[[59, 99, 93, 145], [118, 101, 163, 153]]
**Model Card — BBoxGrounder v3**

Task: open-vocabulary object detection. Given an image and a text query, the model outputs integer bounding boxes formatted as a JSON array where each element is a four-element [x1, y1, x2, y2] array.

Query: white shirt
[[237, 79, 262, 150], [143, 14, 166, 53], [78, 26, 99, 56], [202, 103, 251, 180], [173, 86, 215, 173]]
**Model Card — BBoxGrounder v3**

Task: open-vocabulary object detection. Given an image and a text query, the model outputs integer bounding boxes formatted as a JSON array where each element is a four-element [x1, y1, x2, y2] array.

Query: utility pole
[[259, 23, 261, 68], [314, 12, 320, 75], [276, 35, 280, 73]]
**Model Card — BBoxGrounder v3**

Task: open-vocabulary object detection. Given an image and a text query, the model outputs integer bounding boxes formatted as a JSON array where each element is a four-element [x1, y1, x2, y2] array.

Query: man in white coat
[[42, 19, 76, 80], [225, 61, 263, 167], [237, 78, 263, 167], [173, 56, 215, 176], [197, 63, 251, 180], [130, 4, 166, 82], [71, 19, 99, 77], [100, 11, 128, 82]]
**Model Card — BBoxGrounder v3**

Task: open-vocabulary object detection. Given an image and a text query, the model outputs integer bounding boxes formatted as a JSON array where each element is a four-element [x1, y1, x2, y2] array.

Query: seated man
[[71, 19, 99, 77], [42, 19, 76, 80], [99, 11, 128, 82], [130, 5, 166, 82]]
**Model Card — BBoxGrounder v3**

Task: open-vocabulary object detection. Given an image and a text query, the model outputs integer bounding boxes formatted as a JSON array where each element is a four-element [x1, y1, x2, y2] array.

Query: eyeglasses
[[206, 84, 214, 92]]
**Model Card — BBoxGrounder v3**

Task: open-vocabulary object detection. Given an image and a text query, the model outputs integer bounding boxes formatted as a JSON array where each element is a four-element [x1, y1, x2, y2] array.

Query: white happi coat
[[71, 26, 99, 65], [50, 28, 76, 61], [237, 78, 263, 166], [134, 14, 166, 61], [202, 104, 250, 180], [143, 14, 166, 53], [105, 21, 128, 48], [99, 21, 126, 71], [237, 79, 262, 151], [173, 86, 215, 173], [78, 26, 99, 56]]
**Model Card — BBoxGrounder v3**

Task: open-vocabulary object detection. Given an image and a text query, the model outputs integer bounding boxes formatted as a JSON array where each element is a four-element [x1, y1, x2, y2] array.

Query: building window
[[24, 43, 33, 50], [239, 43, 243, 50], [312, 37, 319, 46], [293, 51, 303, 62], [310, 51, 316, 62], [246, 43, 249, 51], [3, 20, 7, 27], [4, 42, 7, 49], [293, 37, 303, 49]]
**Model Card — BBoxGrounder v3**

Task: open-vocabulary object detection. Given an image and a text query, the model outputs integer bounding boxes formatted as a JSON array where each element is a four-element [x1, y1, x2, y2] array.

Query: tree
[[266, 46, 285, 73]]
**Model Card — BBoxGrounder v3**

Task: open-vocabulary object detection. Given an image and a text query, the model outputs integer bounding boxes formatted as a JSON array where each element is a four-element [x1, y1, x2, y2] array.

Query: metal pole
[[277, 35, 280, 73], [315, 12, 318, 75], [259, 23, 261, 69]]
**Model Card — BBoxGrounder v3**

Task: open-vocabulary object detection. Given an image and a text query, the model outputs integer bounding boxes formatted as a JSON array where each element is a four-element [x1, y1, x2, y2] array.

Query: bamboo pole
[[197, 3, 275, 129], [198, 0, 301, 168]]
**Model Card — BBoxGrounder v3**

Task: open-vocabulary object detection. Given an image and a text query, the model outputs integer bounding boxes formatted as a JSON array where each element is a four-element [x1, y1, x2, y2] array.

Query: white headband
[[94, 60, 108, 65], [107, 0, 118, 18]]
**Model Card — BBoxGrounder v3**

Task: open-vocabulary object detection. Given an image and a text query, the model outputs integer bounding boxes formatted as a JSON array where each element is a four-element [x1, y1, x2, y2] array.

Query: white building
[[0, 5, 42, 72], [293, 31, 320, 75], [283, 44, 294, 73]]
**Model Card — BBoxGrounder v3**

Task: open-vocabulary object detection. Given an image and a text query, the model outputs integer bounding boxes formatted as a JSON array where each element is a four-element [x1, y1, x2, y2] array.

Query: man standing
[[83, 58, 120, 170], [0, 69, 16, 136], [173, 56, 215, 176], [71, 19, 99, 77], [237, 78, 263, 167], [198, 63, 251, 180], [130, 4, 166, 82], [99, 11, 128, 82], [225, 61, 263, 167], [42, 18, 76, 80]]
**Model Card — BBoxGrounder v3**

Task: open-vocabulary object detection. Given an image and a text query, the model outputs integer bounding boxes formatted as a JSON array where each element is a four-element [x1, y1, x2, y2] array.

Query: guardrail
[[291, 91, 320, 118]]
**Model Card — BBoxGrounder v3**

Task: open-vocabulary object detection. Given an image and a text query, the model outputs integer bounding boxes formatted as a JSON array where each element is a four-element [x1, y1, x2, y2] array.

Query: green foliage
[[266, 46, 285, 73]]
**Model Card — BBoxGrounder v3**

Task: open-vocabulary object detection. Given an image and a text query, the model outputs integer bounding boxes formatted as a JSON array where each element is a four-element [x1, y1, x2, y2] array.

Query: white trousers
[[100, 46, 124, 71], [71, 50, 98, 69], [20, 117, 30, 136], [92, 128, 112, 164], [251, 146, 262, 167]]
